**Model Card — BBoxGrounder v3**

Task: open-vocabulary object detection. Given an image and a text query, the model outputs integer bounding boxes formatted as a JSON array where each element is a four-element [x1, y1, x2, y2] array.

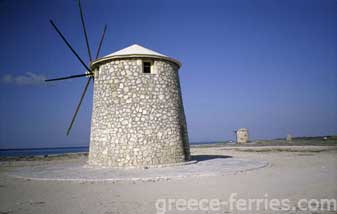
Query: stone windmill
[[46, 1, 190, 167]]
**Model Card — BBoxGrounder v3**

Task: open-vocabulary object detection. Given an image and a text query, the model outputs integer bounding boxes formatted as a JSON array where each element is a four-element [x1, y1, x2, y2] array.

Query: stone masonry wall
[[88, 58, 190, 167]]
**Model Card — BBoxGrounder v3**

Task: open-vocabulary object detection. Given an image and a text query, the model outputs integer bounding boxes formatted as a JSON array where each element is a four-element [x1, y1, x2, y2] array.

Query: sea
[[0, 146, 89, 157], [0, 142, 225, 157]]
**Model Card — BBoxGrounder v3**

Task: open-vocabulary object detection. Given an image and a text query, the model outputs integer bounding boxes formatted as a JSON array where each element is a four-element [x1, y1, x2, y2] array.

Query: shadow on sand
[[191, 155, 233, 162]]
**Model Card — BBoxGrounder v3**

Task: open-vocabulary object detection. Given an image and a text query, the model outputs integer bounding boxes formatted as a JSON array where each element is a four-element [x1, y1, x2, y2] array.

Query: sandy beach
[[0, 145, 336, 214]]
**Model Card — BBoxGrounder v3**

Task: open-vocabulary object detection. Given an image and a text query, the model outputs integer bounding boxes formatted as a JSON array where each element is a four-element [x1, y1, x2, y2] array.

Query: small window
[[143, 61, 152, 73]]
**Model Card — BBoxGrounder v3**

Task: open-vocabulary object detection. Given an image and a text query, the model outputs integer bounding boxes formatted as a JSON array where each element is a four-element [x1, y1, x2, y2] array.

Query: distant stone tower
[[236, 128, 249, 144], [88, 44, 190, 167]]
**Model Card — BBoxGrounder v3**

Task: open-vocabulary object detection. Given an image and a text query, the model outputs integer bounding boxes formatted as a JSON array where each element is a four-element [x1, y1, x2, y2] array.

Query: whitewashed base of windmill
[[5, 157, 268, 183]]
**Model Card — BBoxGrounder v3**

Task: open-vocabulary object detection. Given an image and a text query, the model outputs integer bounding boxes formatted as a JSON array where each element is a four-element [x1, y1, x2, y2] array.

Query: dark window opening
[[143, 62, 151, 73]]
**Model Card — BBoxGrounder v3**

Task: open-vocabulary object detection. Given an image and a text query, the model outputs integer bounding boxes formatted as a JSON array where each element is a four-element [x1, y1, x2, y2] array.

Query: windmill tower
[[46, 1, 190, 167], [88, 44, 190, 167]]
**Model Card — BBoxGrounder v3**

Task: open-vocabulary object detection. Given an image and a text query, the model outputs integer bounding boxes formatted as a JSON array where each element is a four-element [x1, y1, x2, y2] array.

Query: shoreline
[[1, 136, 336, 161], [1, 144, 336, 163]]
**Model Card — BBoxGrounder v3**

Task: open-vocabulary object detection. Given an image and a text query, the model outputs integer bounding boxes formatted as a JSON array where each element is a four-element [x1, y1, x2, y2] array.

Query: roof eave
[[91, 54, 182, 69]]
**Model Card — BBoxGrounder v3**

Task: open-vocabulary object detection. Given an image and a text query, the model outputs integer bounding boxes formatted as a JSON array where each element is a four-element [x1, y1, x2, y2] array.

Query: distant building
[[235, 128, 249, 144], [286, 134, 292, 142]]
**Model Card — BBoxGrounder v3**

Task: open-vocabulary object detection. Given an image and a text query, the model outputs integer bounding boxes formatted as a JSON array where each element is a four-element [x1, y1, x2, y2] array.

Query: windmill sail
[[47, 0, 106, 135]]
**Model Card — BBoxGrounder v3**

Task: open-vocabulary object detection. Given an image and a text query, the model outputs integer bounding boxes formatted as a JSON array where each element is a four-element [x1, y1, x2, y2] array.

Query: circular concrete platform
[[6, 156, 268, 182]]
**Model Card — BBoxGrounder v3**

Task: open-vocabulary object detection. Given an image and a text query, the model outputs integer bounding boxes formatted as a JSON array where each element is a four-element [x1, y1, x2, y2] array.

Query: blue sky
[[0, 0, 336, 149]]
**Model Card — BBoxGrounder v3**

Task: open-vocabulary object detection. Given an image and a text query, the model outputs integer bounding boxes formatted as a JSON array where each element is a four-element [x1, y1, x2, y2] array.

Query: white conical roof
[[92, 44, 181, 68], [105, 44, 167, 57]]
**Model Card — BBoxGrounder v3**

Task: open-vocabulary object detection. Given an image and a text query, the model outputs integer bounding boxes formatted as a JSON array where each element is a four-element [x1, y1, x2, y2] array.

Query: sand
[[0, 146, 336, 214]]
